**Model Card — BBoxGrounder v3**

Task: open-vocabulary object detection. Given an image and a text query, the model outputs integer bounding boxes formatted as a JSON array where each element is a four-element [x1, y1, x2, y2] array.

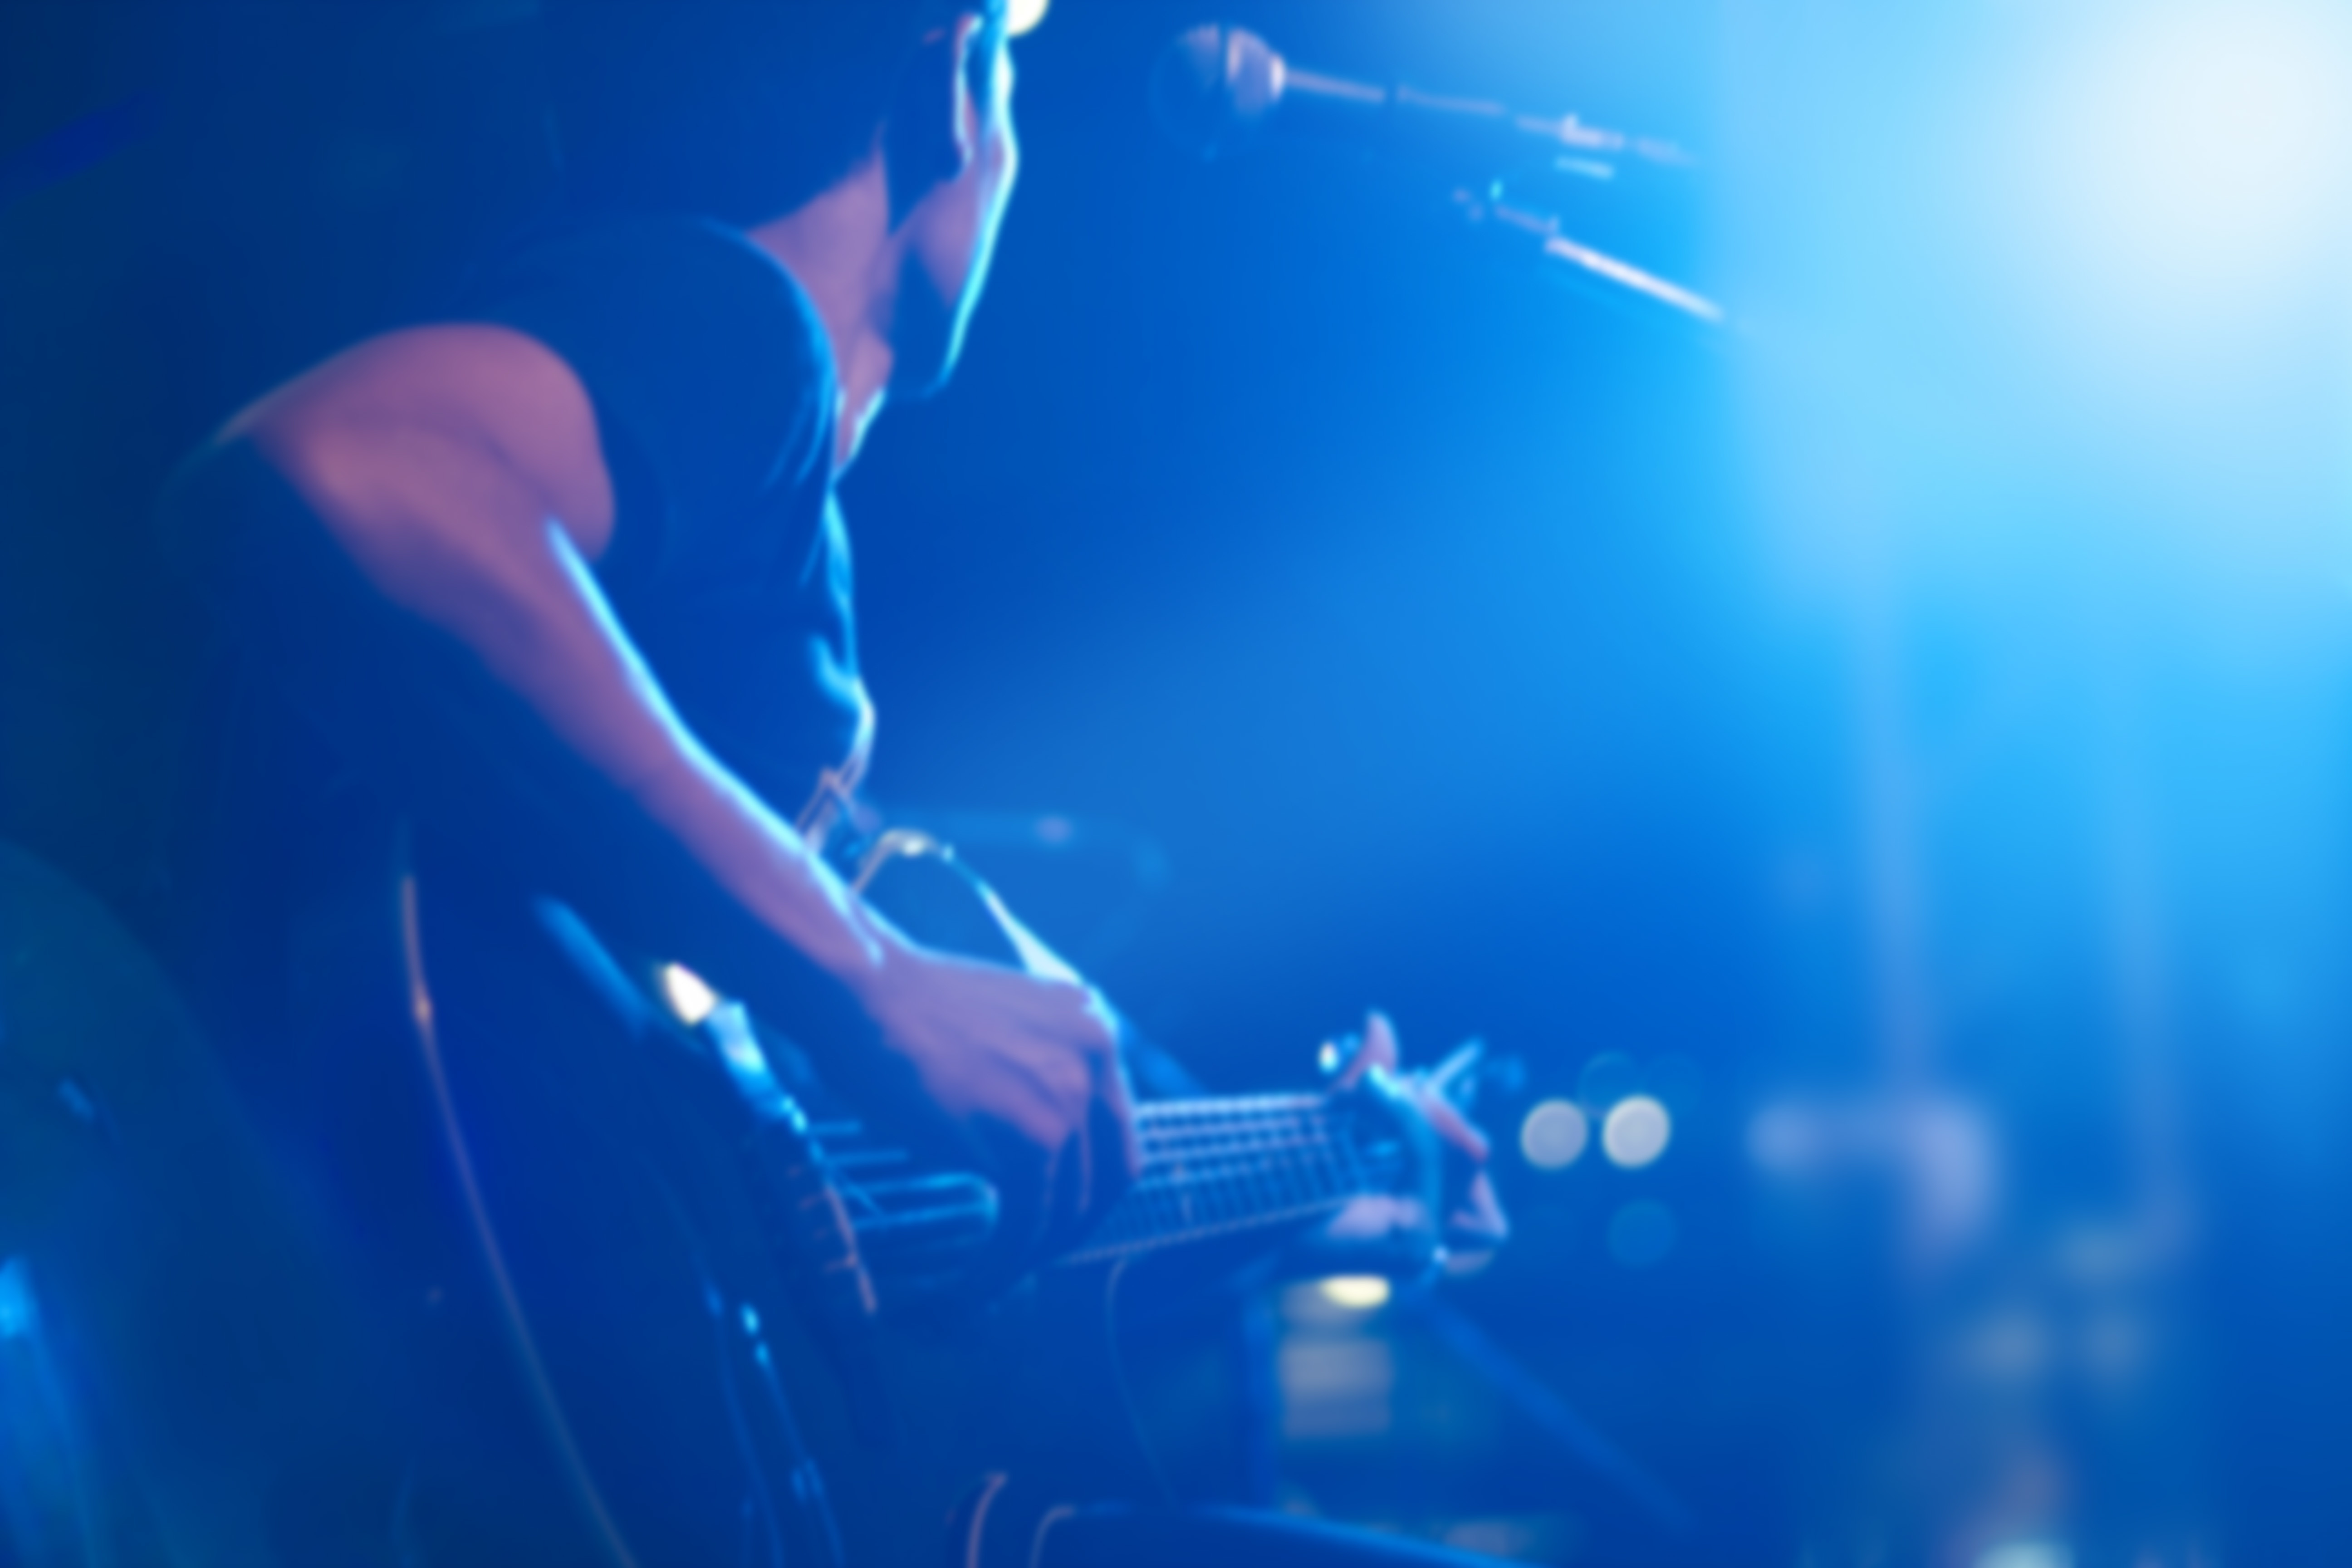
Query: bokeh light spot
[[1317, 1274, 1392, 1311], [1602, 1094, 1672, 1169], [1006, 0, 1050, 39], [658, 962, 719, 1027], [1519, 1098, 1591, 1171], [1575, 1050, 1638, 1109], [1975, 1544, 2074, 1568], [1607, 1200, 1677, 1269]]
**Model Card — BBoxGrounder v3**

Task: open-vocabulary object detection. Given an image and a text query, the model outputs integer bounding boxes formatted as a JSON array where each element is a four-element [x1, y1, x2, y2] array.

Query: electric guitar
[[351, 824, 1480, 1567]]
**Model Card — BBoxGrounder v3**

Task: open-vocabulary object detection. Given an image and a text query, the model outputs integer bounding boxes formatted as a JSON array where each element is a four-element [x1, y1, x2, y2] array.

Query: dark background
[[7, 3, 2349, 1563]]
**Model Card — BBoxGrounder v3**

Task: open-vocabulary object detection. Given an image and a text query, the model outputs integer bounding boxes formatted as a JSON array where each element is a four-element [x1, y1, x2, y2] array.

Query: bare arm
[[235, 326, 890, 981], [195, 324, 1134, 1249]]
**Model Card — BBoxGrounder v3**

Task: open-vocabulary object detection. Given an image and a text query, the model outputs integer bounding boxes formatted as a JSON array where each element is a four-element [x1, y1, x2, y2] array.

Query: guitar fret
[[1050, 1092, 1406, 1265]]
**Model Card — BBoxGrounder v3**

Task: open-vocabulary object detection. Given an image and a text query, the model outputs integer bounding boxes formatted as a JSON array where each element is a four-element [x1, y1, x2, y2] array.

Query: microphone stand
[[1153, 24, 1725, 326], [1450, 183, 1729, 328]]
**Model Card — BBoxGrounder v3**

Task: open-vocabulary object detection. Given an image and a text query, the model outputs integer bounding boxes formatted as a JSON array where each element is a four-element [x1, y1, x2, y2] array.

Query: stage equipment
[[1150, 23, 1689, 171], [1151, 23, 1725, 327]]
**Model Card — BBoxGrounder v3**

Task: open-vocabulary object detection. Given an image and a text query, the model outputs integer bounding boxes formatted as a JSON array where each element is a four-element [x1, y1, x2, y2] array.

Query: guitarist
[[159, 0, 1505, 1561]]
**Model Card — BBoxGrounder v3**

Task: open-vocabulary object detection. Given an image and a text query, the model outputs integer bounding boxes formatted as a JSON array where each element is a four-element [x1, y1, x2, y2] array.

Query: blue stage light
[[1983, 0, 2352, 392], [0, 1259, 36, 1341], [2042, 5, 2347, 313], [1607, 1200, 1678, 1268]]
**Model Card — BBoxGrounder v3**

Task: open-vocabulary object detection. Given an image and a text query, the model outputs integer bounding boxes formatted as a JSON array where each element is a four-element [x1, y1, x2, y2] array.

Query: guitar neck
[[1055, 1093, 1397, 1267]]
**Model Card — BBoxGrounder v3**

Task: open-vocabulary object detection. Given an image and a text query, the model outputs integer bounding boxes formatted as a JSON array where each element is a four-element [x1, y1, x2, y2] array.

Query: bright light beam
[[1006, 0, 1049, 40], [2019, 1, 2352, 346]]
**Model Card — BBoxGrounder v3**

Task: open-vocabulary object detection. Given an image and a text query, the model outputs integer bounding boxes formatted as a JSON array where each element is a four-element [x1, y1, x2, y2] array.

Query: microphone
[[1148, 23, 1726, 329], [1149, 23, 1690, 172]]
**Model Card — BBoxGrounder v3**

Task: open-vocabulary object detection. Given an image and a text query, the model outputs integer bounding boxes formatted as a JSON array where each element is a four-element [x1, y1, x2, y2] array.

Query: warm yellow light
[[1006, 0, 1050, 39], [1318, 1274, 1392, 1311], [659, 962, 719, 1027]]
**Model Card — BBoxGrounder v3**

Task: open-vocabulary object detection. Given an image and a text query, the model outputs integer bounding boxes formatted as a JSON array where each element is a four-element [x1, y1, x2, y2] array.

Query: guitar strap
[[792, 700, 878, 860]]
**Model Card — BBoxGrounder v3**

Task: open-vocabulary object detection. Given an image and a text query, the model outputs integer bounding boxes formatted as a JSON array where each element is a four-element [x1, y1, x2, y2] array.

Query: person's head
[[542, 0, 1020, 397]]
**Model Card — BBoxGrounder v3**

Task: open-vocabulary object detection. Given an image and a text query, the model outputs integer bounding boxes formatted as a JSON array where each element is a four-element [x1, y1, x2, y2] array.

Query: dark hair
[[541, 0, 1005, 228]]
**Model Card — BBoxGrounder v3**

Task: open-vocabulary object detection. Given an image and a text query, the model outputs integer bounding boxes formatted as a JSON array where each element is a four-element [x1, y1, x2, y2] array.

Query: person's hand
[[856, 930, 1140, 1265], [1326, 1012, 1510, 1270]]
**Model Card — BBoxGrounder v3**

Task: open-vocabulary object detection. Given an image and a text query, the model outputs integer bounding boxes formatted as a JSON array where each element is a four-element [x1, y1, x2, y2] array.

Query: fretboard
[[1056, 1093, 1398, 1266]]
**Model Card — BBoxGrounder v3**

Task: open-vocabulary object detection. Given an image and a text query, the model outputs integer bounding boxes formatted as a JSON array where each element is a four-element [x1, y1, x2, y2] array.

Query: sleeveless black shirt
[[459, 213, 873, 817], [162, 215, 881, 1080]]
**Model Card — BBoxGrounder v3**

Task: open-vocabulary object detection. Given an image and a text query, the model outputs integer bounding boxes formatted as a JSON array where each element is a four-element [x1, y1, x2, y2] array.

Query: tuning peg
[[1425, 1040, 1485, 1112]]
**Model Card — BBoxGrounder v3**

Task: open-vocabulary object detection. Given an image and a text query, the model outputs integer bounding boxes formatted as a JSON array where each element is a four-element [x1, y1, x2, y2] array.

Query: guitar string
[[1137, 1132, 1348, 1169], [1128, 1115, 1355, 1229], [1134, 1124, 1339, 1154], [1132, 1093, 1328, 1115], [1058, 1171, 1410, 1267], [831, 1092, 1401, 1260], [1072, 1095, 1408, 1260], [1133, 1108, 1342, 1147], [1130, 1110, 1366, 1185], [1134, 1137, 1341, 1166], [1107, 1154, 1403, 1210], [1130, 1098, 1332, 1140], [1083, 1139, 1406, 1255]]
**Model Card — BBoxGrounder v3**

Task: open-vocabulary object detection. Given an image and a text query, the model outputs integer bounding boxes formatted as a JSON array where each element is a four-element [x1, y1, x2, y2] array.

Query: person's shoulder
[[460, 214, 835, 511], [218, 323, 615, 560]]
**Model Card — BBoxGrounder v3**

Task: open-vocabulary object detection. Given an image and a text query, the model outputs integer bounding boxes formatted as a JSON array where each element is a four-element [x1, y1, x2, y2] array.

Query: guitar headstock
[[1311, 1034, 1520, 1283]]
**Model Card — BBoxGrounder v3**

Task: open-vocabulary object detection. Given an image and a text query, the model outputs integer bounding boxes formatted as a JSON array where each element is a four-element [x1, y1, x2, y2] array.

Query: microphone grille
[[1150, 24, 1285, 158]]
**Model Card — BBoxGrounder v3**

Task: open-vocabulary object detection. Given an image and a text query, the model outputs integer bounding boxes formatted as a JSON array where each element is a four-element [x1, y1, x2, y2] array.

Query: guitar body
[[778, 1265, 1155, 1565], [252, 823, 1425, 1565], [255, 830, 1278, 1566]]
